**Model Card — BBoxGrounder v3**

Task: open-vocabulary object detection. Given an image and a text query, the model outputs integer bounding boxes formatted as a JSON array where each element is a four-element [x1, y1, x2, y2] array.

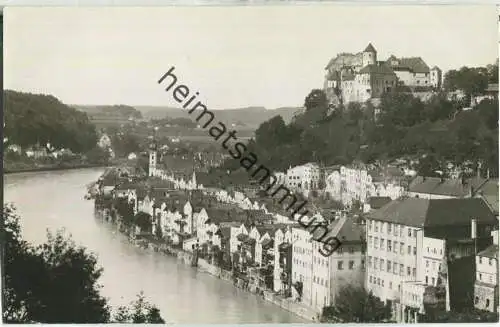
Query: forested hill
[[74, 104, 143, 120], [4, 90, 98, 153], [228, 89, 498, 178], [136, 106, 303, 127]]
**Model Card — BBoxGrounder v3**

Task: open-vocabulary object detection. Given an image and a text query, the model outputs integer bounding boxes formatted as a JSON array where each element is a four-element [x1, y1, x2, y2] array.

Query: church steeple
[[148, 127, 159, 177]]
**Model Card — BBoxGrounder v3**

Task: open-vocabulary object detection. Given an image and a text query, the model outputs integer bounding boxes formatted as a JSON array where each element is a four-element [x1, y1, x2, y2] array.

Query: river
[[4, 168, 307, 324]]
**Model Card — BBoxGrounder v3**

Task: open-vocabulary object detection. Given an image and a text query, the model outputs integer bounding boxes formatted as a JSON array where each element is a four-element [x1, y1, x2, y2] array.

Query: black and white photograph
[[2, 3, 499, 324]]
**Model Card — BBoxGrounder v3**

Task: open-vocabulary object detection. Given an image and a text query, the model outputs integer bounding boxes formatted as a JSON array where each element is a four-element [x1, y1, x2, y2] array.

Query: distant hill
[[136, 106, 303, 127]]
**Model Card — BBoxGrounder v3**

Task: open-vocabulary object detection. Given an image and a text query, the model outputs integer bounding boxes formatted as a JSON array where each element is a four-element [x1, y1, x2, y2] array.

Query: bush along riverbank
[[92, 195, 317, 322]]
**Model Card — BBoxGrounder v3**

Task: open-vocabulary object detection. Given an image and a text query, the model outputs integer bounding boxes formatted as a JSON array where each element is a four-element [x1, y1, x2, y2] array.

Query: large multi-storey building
[[324, 43, 442, 105], [325, 164, 405, 206], [285, 163, 322, 196], [291, 215, 365, 314], [474, 230, 499, 313], [366, 197, 497, 322]]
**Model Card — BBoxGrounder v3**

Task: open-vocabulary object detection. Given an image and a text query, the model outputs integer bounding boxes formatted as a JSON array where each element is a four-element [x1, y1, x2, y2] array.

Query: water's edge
[[4, 164, 108, 175]]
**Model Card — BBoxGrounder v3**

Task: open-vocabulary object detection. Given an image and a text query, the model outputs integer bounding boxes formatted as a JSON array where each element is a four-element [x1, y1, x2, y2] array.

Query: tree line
[[4, 90, 98, 153]]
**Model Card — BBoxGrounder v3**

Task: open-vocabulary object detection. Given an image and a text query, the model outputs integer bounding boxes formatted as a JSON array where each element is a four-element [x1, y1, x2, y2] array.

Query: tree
[[3, 204, 165, 323], [304, 89, 328, 111], [443, 67, 489, 98], [321, 285, 391, 323], [113, 292, 165, 323]]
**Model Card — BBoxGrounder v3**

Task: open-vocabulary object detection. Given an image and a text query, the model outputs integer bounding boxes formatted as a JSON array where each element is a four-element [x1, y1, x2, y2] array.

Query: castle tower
[[148, 139, 158, 177], [362, 43, 377, 67]]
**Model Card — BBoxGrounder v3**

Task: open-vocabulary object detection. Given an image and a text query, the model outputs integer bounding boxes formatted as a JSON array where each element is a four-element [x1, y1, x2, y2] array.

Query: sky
[[4, 5, 499, 109]]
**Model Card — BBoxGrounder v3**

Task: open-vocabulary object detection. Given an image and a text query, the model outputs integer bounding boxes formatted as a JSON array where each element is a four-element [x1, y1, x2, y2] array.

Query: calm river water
[[4, 168, 306, 323]]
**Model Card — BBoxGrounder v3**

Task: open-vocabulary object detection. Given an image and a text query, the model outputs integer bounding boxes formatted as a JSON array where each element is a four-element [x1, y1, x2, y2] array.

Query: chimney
[[471, 218, 477, 240]]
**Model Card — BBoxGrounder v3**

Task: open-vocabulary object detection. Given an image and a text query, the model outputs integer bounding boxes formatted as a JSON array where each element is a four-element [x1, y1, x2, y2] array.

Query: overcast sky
[[4, 5, 498, 109]]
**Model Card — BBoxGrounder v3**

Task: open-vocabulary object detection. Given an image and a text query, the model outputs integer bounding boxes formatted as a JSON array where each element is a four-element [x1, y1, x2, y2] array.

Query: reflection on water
[[4, 168, 306, 323]]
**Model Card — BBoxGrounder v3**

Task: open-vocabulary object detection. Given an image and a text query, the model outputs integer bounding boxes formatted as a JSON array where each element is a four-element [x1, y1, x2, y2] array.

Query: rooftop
[[409, 176, 487, 197], [370, 197, 497, 228], [477, 244, 498, 260]]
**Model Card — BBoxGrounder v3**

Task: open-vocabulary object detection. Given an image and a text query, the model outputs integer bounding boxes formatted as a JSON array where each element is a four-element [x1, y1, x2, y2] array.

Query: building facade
[[324, 43, 441, 105]]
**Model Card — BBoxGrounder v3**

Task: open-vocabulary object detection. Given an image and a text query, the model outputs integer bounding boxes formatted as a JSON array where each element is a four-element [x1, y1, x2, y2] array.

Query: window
[[431, 277, 435, 285], [374, 237, 379, 249], [479, 257, 482, 264], [375, 222, 379, 232], [412, 268, 416, 277], [426, 276, 429, 284], [348, 247, 354, 254], [400, 243, 404, 254], [381, 239, 385, 250], [377, 278, 380, 285], [388, 240, 392, 252], [479, 273, 482, 280], [394, 225, 398, 236], [349, 261, 354, 270], [368, 256, 372, 268], [407, 266, 411, 276], [368, 220, 372, 230], [338, 247, 343, 254], [381, 279, 385, 287], [369, 236, 373, 247], [361, 260, 365, 269], [375, 257, 379, 270], [413, 247, 416, 255], [408, 245, 411, 255], [486, 299, 490, 308], [388, 224, 392, 233], [399, 227, 403, 237], [389, 281, 393, 289], [489, 258, 493, 266], [369, 276, 373, 283], [338, 261, 344, 270], [393, 263, 398, 274], [475, 296, 479, 304], [380, 259, 385, 271], [432, 262, 436, 270], [408, 228, 412, 237], [387, 260, 392, 272], [400, 264, 404, 276], [426, 260, 429, 268]]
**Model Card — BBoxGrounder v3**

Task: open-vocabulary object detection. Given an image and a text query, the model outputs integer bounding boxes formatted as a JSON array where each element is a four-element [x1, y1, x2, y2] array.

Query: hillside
[[72, 105, 143, 129], [4, 90, 98, 153], [222, 89, 498, 179], [136, 105, 303, 127]]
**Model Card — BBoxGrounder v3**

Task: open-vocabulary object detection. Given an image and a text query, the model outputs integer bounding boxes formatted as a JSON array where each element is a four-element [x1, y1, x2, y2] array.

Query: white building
[[285, 163, 321, 196], [325, 165, 404, 207], [366, 197, 497, 322], [474, 240, 499, 313], [98, 133, 112, 149]]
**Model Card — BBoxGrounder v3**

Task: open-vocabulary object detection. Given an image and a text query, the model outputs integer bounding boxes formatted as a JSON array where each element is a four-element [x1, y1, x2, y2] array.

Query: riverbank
[[4, 162, 109, 174], [95, 208, 317, 322]]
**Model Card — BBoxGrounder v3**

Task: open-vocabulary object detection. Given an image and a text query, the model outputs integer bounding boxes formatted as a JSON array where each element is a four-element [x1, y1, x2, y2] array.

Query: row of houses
[[102, 160, 498, 322]]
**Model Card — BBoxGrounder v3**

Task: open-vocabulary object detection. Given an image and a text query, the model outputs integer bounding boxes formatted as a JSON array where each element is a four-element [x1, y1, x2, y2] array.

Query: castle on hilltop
[[323, 43, 442, 105]]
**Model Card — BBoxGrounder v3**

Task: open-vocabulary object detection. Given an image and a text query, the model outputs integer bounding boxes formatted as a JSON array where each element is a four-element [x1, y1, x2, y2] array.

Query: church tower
[[148, 138, 158, 177], [362, 43, 377, 67]]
